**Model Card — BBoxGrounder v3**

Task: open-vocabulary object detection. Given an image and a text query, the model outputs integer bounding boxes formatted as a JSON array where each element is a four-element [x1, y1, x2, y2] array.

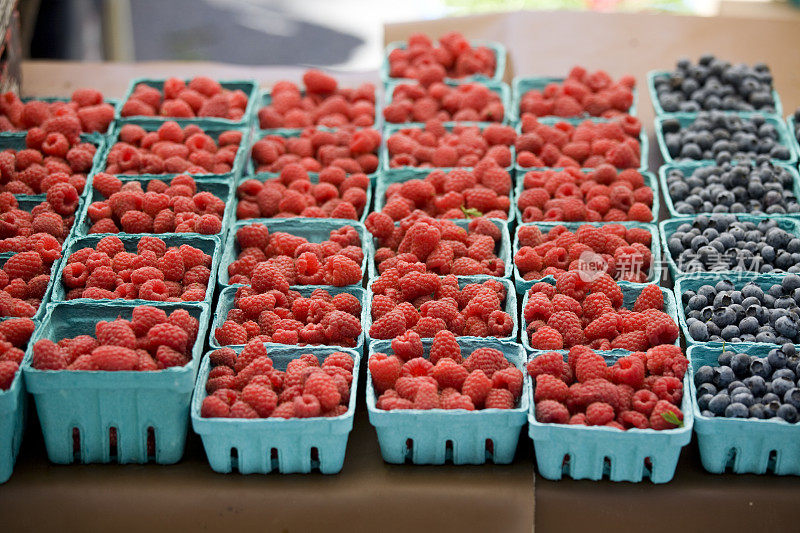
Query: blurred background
[[16, 0, 800, 70]]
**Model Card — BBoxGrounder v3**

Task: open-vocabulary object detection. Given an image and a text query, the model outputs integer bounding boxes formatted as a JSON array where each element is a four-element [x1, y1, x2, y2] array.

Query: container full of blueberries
[[689, 343, 800, 475], [660, 214, 800, 279], [660, 159, 800, 217], [676, 273, 800, 345]]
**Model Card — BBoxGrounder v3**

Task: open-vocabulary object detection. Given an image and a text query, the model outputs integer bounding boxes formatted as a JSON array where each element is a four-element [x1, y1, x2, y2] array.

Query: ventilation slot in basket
[[643, 456, 653, 479], [230, 447, 239, 472], [485, 438, 494, 462], [310, 447, 320, 471], [724, 448, 738, 473], [146, 427, 156, 462], [602, 456, 612, 478], [270, 448, 279, 471], [109, 427, 118, 462], [72, 427, 81, 463], [561, 454, 571, 476], [404, 438, 414, 464], [445, 439, 454, 463], [767, 449, 779, 473]]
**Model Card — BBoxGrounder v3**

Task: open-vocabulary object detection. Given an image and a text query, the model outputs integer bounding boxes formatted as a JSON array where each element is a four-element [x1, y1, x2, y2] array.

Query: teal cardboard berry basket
[[50, 233, 222, 305], [513, 168, 660, 224], [520, 281, 679, 354], [191, 345, 360, 474], [0, 96, 121, 144], [366, 337, 529, 465], [373, 168, 515, 224], [0, 322, 28, 483], [654, 113, 797, 166], [367, 218, 512, 281], [687, 343, 800, 475], [384, 79, 511, 127], [210, 284, 367, 352], [659, 215, 800, 281], [233, 170, 373, 224], [117, 78, 259, 128], [365, 276, 517, 344], [527, 348, 693, 483], [247, 128, 381, 187], [256, 85, 381, 134], [674, 272, 798, 348], [99, 121, 251, 183], [218, 218, 372, 288], [73, 175, 235, 241], [21, 300, 211, 465], [380, 122, 515, 177], [510, 76, 637, 123], [381, 40, 506, 86], [647, 70, 783, 118], [512, 221, 662, 294], [658, 161, 800, 219], [787, 114, 800, 167], [513, 118, 649, 175]]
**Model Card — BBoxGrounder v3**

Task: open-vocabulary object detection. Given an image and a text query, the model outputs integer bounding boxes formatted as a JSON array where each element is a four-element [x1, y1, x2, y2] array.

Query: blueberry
[[784, 275, 800, 293], [708, 393, 731, 415], [694, 365, 715, 385], [741, 283, 764, 301], [775, 316, 798, 338], [688, 320, 709, 341], [765, 400, 782, 418], [762, 392, 780, 404], [777, 403, 798, 423], [721, 325, 740, 340], [687, 294, 707, 310], [772, 378, 795, 399], [783, 344, 796, 357], [725, 402, 749, 418], [784, 388, 800, 410], [718, 350, 734, 366], [697, 382, 718, 396], [771, 368, 795, 382], [768, 348, 788, 369], [743, 375, 767, 397], [739, 316, 759, 335], [755, 330, 778, 344], [749, 403, 767, 419], [729, 353, 750, 376], [697, 393, 714, 411], [713, 365, 736, 388], [749, 357, 772, 379]]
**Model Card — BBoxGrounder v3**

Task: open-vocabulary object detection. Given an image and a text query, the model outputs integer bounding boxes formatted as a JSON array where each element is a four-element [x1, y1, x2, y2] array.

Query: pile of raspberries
[[518, 67, 635, 119], [515, 223, 653, 283], [529, 345, 686, 430], [104, 122, 242, 175], [214, 281, 362, 348], [251, 127, 380, 175], [387, 32, 497, 83], [377, 165, 511, 221], [516, 116, 642, 170], [226, 223, 363, 287], [0, 193, 78, 245], [369, 268, 513, 339], [31, 305, 200, 371], [384, 82, 504, 124], [0, 245, 61, 317], [201, 340, 353, 419], [369, 330, 523, 410], [0, 318, 36, 390], [258, 70, 376, 129], [367, 214, 505, 277], [525, 278, 679, 351], [0, 129, 96, 195], [121, 77, 249, 120], [516, 166, 654, 223], [0, 88, 115, 133], [387, 121, 514, 169], [236, 164, 368, 221], [86, 173, 225, 235], [61, 235, 212, 302]]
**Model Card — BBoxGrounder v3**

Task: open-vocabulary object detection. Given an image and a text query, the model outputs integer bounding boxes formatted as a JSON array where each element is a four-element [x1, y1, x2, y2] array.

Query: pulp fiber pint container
[[366, 337, 529, 465], [520, 281, 679, 354], [191, 345, 360, 474], [117, 78, 259, 128], [367, 217, 512, 281], [510, 76, 637, 123], [219, 218, 372, 288], [21, 300, 211, 464], [0, 324, 27, 483], [659, 215, 800, 281], [364, 276, 517, 343], [512, 221, 662, 294], [381, 40, 506, 86], [658, 161, 800, 219], [527, 349, 693, 483], [210, 284, 367, 352], [50, 233, 222, 305], [513, 168, 659, 224], [688, 343, 800, 475]]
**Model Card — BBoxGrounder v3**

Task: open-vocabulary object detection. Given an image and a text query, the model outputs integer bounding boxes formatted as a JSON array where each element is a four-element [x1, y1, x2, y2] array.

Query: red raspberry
[[584, 313, 618, 341], [147, 322, 189, 354], [534, 374, 568, 403], [585, 402, 615, 425], [431, 358, 468, 390], [609, 355, 645, 388], [644, 312, 679, 346], [323, 255, 362, 286], [0, 318, 35, 347], [610, 330, 649, 351], [633, 284, 663, 312], [461, 369, 491, 407], [529, 326, 563, 350], [526, 351, 564, 380], [303, 371, 341, 411], [201, 395, 231, 417], [632, 389, 658, 416], [0, 361, 19, 390], [649, 400, 683, 430], [369, 353, 402, 393], [535, 399, 569, 423], [95, 320, 136, 349], [369, 309, 406, 339], [4, 251, 43, 281], [646, 345, 688, 379], [652, 376, 683, 404], [413, 381, 440, 409], [575, 352, 608, 382], [32, 339, 67, 370], [390, 330, 423, 361], [428, 329, 461, 364], [485, 388, 515, 409], [91, 345, 138, 371]]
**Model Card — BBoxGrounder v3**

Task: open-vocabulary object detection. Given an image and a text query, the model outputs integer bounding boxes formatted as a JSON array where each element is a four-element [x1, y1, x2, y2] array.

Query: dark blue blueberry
[[771, 368, 795, 382], [743, 375, 766, 397], [725, 402, 749, 418], [694, 365, 715, 385], [721, 325, 740, 341], [755, 330, 778, 344], [688, 320, 709, 341], [717, 350, 734, 367], [697, 382, 718, 396], [749, 403, 767, 419], [782, 343, 796, 358], [775, 316, 798, 338], [708, 393, 731, 415], [697, 393, 714, 411], [730, 353, 751, 376], [772, 378, 795, 399], [750, 357, 772, 379], [777, 403, 798, 423], [762, 392, 780, 404], [739, 316, 759, 335], [783, 388, 800, 410], [768, 348, 788, 369], [731, 392, 754, 407]]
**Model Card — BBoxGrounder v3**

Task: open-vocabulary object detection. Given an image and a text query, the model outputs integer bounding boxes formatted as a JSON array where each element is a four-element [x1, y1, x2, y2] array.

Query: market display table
[[3, 9, 800, 533]]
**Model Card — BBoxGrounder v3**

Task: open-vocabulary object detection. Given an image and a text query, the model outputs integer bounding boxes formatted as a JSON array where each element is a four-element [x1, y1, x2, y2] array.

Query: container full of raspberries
[[192, 341, 360, 474], [689, 343, 800, 475], [366, 334, 529, 465], [527, 346, 693, 483], [21, 301, 210, 464]]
